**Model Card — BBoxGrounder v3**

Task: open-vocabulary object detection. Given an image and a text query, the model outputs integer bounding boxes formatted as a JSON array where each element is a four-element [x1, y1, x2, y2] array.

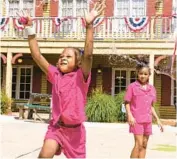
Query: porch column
[[6, 51, 12, 98], [149, 54, 155, 85]]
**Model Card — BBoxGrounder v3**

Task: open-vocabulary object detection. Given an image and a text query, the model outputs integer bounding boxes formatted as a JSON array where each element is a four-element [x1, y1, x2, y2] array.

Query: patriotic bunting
[[52, 17, 72, 26], [81, 17, 104, 28], [124, 17, 150, 32], [0, 17, 9, 30]]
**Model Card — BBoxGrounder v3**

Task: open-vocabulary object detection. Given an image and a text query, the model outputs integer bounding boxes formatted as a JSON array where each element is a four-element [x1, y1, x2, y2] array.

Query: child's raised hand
[[84, 0, 106, 25], [16, 10, 33, 27]]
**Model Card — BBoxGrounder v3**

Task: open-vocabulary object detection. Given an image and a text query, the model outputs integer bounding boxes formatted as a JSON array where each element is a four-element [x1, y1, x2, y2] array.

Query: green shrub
[[0, 90, 13, 114], [114, 91, 126, 122], [86, 89, 117, 122]]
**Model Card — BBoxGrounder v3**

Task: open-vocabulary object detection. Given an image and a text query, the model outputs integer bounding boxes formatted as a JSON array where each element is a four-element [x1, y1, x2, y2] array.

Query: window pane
[[131, 71, 136, 78], [26, 68, 31, 75], [121, 79, 126, 86], [131, 0, 146, 16], [115, 87, 120, 94], [76, 0, 87, 16], [20, 92, 24, 98], [26, 84, 30, 91], [20, 84, 25, 90], [13, 68, 17, 75], [26, 76, 31, 83], [12, 84, 16, 90], [21, 69, 25, 75], [116, 0, 129, 16], [121, 87, 126, 91], [114, 70, 127, 95], [12, 92, 16, 98], [12, 76, 16, 82], [25, 92, 30, 99], [20, 76, 25, 83]]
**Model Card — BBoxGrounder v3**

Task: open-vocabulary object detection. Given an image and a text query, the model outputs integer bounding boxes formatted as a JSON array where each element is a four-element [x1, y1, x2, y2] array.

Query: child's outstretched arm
[[151, 106, 164, 132], [18, 11, 49, 75], [81, 0, 106, 80], [28, 34, 49, 75]]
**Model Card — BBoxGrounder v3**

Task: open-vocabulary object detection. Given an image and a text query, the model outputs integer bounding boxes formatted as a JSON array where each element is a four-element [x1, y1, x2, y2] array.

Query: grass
[[152, 144, 176, 152]]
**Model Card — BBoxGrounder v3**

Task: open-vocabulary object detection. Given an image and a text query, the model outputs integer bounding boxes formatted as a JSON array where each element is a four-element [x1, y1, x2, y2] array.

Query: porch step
[[159, 106, 176, 119]]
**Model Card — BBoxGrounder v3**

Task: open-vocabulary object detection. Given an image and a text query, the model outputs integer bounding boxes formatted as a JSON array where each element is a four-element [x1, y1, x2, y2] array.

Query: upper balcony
[[1, 16, 177, 41]]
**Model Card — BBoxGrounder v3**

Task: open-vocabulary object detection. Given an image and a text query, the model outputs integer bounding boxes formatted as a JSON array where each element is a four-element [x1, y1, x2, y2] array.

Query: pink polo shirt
[[47, 65, 91, 126], [124, 81, 157, 123]]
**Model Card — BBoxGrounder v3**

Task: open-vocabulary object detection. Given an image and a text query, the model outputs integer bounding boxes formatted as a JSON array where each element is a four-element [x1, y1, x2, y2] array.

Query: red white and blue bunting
[[124, 17, 150, 32], [81, 17, 104, 28], [52, 17, 72, 26], [0, 17, 9, 31]]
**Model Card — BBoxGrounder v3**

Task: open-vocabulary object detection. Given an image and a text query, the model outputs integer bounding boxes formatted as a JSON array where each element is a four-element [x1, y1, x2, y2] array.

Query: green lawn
[[152, 144, 176, 152]]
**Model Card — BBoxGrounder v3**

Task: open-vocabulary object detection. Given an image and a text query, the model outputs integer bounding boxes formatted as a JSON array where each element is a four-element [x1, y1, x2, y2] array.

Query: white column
[[149, 54, 155, 85], [5, 50, 12, 98]]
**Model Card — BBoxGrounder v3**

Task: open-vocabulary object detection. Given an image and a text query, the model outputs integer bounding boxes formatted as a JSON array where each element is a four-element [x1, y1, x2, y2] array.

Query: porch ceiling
[[1, 39, 175, 55]]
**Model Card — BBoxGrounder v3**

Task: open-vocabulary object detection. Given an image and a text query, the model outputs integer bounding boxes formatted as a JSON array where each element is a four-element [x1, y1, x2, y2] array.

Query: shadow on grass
[[151, 144, 176, 152]]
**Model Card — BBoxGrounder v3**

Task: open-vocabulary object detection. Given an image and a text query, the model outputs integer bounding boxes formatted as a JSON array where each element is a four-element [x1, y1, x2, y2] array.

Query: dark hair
[[67, 47, 83, 66], [136, 59, 151, 75]]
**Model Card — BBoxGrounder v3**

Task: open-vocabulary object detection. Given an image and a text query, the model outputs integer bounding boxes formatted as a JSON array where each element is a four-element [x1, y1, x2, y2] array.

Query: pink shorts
[[44, 123, 86, 158], [129, 122, 152, 135]]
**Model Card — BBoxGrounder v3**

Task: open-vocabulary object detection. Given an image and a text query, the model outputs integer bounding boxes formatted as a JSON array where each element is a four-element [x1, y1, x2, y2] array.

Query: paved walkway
[[0, 115, 176, 159]]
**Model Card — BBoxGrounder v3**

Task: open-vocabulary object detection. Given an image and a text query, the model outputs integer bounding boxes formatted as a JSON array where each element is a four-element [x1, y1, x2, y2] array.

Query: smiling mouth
[[60, 61, 68, 65]]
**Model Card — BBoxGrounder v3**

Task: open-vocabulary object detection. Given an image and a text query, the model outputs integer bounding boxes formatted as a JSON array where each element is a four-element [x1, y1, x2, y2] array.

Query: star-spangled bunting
[[124, 17, 150, 32], [0, 17, 9, 30], [81, 17, 104, 28]]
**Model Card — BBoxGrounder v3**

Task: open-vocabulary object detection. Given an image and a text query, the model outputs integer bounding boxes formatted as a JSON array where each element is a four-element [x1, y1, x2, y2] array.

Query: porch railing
[[1, 16, 177, 40]]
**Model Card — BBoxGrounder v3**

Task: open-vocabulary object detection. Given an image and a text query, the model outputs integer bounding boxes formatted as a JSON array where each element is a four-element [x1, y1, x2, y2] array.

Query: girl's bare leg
[[130, 135, 144, 158], [38, 139, 60, 158], [139, 135, 149, 158]]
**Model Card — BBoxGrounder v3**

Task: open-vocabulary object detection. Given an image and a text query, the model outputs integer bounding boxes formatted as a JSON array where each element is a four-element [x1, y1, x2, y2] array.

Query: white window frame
[[59, 0, 89, 17], [112, 68, 136, 96], [6, 0, 35, 17], [114, 0, 147, 17], [173, 0, 177, 14], [12, 65, 33, 99], [171, 79, 177, 106]]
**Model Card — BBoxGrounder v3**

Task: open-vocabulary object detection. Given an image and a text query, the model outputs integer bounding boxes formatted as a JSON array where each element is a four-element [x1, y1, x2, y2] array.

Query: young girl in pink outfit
[[21, 1, 106, 158], [124, 61, 164, 159]]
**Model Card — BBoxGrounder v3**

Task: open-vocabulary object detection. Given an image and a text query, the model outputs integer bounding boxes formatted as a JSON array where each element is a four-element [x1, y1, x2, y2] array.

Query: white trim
[[173, 0, 177, 14], [12, 65, 33, 99]]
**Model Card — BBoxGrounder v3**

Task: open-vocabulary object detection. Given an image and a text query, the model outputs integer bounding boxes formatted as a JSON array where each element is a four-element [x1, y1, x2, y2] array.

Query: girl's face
[[57, 48, 77, 73], [137, 67, 150, 84]]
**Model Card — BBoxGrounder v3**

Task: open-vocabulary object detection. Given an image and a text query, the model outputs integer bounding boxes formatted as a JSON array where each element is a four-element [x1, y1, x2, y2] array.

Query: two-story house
[[1, 0, 176, 119]]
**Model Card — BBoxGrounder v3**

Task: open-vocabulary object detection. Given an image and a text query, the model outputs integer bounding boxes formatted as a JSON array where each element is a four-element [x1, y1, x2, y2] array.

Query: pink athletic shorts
[[129, 122, 152, 135], [44, 123, 86, 158]]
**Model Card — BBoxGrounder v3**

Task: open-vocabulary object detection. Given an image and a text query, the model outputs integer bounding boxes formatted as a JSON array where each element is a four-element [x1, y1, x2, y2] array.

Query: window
[[59, 0, 88, 33], [12, 66, 33, 99], [7, 0, 34, 17], [173, 0, 177, 14], [60, 0, 88, 17], [172, 0, 177, 32], [114, 0, 146, 32], [171, 79, 177, 106], [114, 0, 146, 17], [112, 69, 136, 95]]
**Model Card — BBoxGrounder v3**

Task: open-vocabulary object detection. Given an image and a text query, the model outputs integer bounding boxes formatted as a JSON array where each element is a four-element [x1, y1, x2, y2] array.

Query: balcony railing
[[1, 16, 177, 40]]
